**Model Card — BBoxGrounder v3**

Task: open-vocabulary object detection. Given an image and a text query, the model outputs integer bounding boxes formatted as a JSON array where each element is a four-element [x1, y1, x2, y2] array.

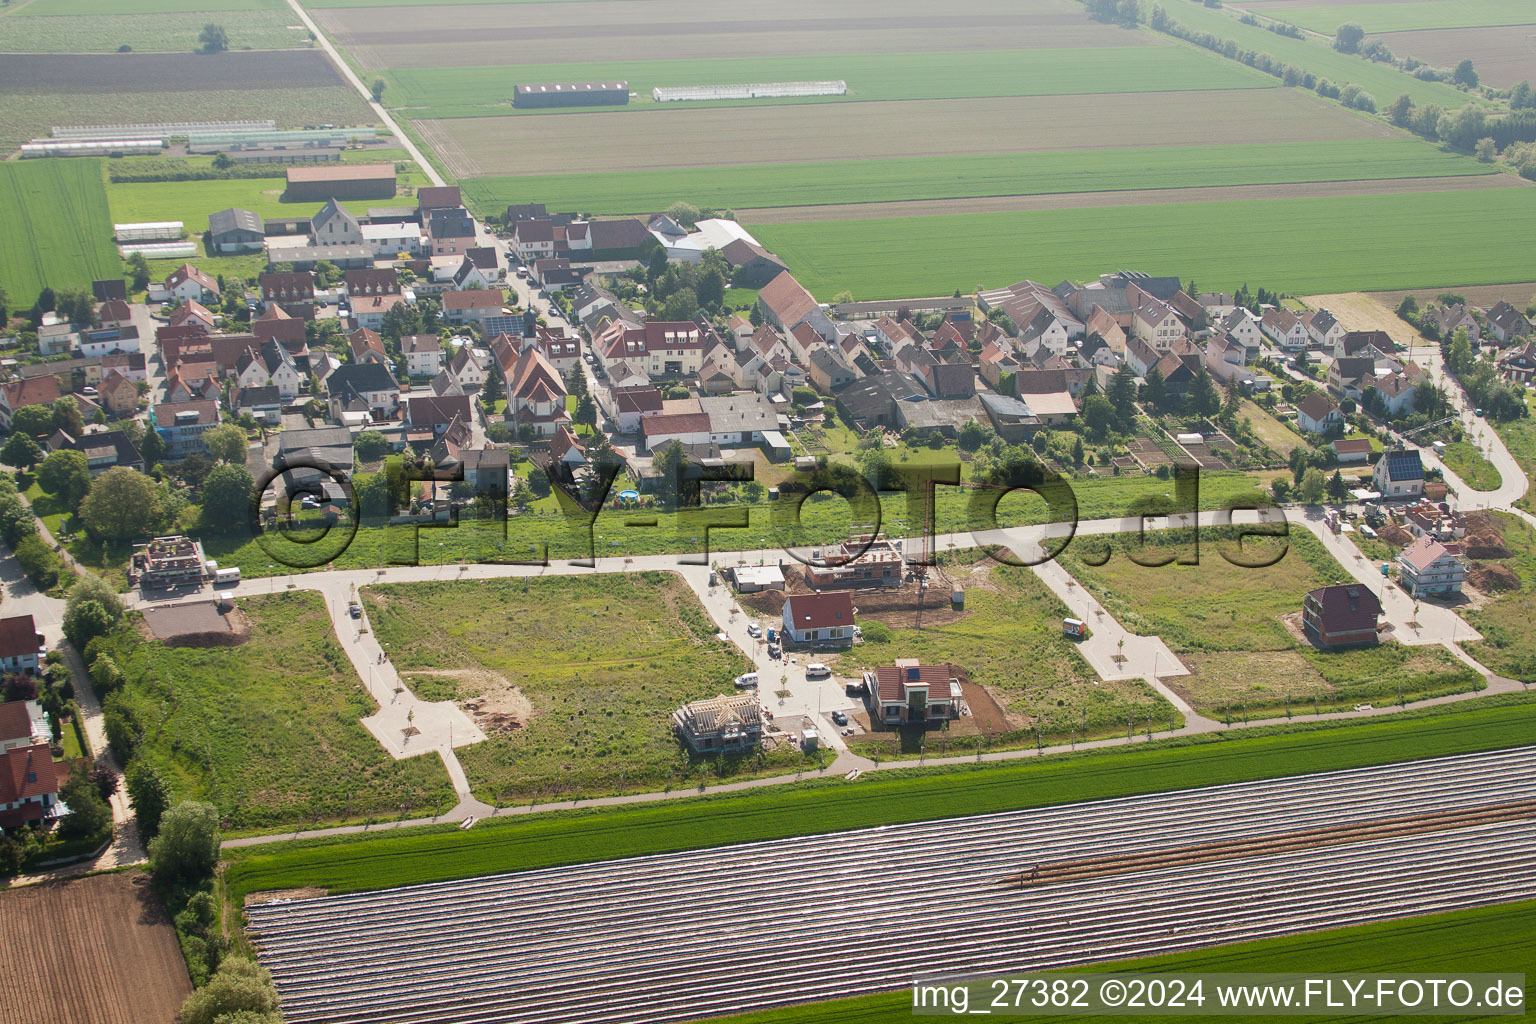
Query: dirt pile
[[1469, 563, 1521, 593], [1377, 523, 1414, 547]]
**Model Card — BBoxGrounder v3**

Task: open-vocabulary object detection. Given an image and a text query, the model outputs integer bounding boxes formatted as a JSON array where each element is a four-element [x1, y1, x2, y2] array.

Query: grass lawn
[[1465, 511, 1536, 681], [187, 470, 1276, 579], [1058, 528, 1482, 712], [1238, 400, 1307, 459], [99, 591, 456, 831], [383, 47, 1274, 119], [458, 138, 1491, 218], [1439, 439, 1503, 491], [1490, 395, 1536, 513], [361, 574, 796, 804], [833, 558, 1179, 757], [0, 159, 119, 308], [748, 188, 1536, 300], [108, 177, 389, 235], [25, 481, 133, 591], [691, 899, 1536, 1023], [220, 693, 1536, 902]]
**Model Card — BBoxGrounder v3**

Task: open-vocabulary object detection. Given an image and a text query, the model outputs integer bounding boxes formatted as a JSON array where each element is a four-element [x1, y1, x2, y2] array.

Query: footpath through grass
[[690, 898, 1536, 1023], [222, 694, 1536, 904]]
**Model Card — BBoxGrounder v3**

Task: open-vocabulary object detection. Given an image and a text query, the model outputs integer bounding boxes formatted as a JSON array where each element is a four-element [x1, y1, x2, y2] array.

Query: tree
[[1475, 136, 1497, 161], [1298, 466, 1327, 504], [37, 449, 91, 504], [63, 574, 124, 648], [575, 393, 597, 429], [174, 957, 279, 1024], [1386, 93, 1415, 127], [1334, 22, 1364, 53], [1142, 366, 1167, 412], [139, 425, 166, 469], [651, 440, 690, 508], [665, 201, 701, 228], [1396, 293, 1419, 317], [371, 77, 386, 102], [0, 432, 43, 470], [1106, 365, 1139, 429], [659, 286, 698, 322], [13, 534, 59, 589], [354, 430, 389, 462], [957, 419, 990, 452], [1453, 59, 1479, 89], [56, 766, 111, 841], [203, 423, 248, 465], [51, 395, 84, 437], [201, 463, 254, 530], [1185, 367, 1222, 419], [125, 761, 172, 839], [1326, 469, 1350, 502], [88, 762, 119, 801], [149, 801, 220, 883], [79, 467, 161, 541], [126, 253, 151, 291], [10, 405, 54, 439], [198, 22, 228, 53], [1082, 393, 1115, 440], [481, 363, 504, 407]]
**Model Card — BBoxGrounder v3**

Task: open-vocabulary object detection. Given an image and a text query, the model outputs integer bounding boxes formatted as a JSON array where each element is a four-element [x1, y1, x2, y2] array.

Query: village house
[[1302, 308, 1345, 351], [361, 220, 425, 257], [1301, 584, 1381, 648], [672, 693, 763, 754], [446, 346, 487, 392], [0, 742, 66, 831], [152, 400, 220, 456], [1219, 308, 1264, 360], [50, 428, 145, 475], [251, 304, 307, 347], [1498, 341, 1536, 384], [162, 264, 220, 304], [780, 592, 856, 647], [865, 661, 962, 724], [596, 320, 707, 378], [1260, 308, 1309, 351], [0, 699, 47, 753], [1337, 330, 1395, 361], [312, 198, 364, 246], [0, 376, 62, 430], [353, 292, 407, 332], [1295, 392, 1343, 435], [443, 289, 504, 327], [426, 207, 476, 256], [401, 334, 444, 378], [1127, 284, 1186, 351], [96, 299, 132, 331], [1329, 437, 1373, 464], [1424, 304, 1480, 344], [98, 369, 140, 417], [757, 271, 834, 340], [326, 362, 401, 420], [234, 341, 304, 400], [349, 327, 390, 366], [260, 271, 316, 310], [1486, 301, 1532, 344], [1374, 448, 1425, 499], [505, 347, 569, 437], [1398, 536, 1466, 597], [1369, 372, 1419, 417], [230, 385, 282, 425], [0, 615, 43, 676]]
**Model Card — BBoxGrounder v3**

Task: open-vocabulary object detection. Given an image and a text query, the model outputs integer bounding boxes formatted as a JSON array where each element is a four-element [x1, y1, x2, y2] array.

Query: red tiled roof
[[872, 663, 954, 702], [757, 271, 818, 327], [0, 743, 61, 806], [0, 700, 33, 744], [783, 592, 854, 631]]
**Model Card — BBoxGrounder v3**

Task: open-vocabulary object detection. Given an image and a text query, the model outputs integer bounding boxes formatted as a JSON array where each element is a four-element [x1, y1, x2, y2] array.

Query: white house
[[1373, 449, 1425, 499], [1304, 308, 1346, 350], [0, 615, 42, 676], [401, 334, 444, 378], [1295, 392, 1342, 434], [361, 221, 424, 257], [780, 592, 855, 647], [1261, 308, 1310, 351]]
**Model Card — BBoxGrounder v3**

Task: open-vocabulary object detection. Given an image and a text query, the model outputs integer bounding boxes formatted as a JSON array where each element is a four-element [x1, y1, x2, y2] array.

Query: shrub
[[13, 534, 60, 589]]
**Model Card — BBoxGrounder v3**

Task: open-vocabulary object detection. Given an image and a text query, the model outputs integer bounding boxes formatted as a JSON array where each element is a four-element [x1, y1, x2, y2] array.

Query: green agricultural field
[[459, 138, 1493, 218], [831, 557, 1178, 758], [1271, 0, 1536, 36], [383, 47, 1273, 119], [0, 159, 119, 309], [108, 178, 377, 234], [748, 187, 1536, 300], [1438, 439, 1503, 490], [0, 11, 310, 52], [1465, 511, 1536, 681], [1158, 1, 1473, 108], [98, 591, 456, 831], [221, 693, 1536, 901], [362, 574, 781, 804], [694, 899, 1536, 1023], [1058, 528, 1481, 712]]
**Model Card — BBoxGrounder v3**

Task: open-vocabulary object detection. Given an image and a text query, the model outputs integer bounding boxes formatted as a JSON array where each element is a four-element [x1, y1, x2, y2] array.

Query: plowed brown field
[[0, 872, 191, 1024]]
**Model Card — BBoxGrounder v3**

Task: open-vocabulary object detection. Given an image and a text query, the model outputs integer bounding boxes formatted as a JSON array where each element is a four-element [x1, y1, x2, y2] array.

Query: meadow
[[9, 0, 286, 13], [99, 591, 457, 830], [747, 186, 1536, 300], [1265, 0, 1536, 35], [0, 159, 119, 308], [382, 47, 1273, 119], [1157, 0, 1475, 108], [1058, 528, 1482, 712], [1438, 439, 1503, 490], [1464, 511, 1536, 682], [694, 899, 1536, 1023], [0, 11, 309, 52], [362, 573, 778, 803], [220, 693, 1536, 901], [459, 138, 1493, 218]]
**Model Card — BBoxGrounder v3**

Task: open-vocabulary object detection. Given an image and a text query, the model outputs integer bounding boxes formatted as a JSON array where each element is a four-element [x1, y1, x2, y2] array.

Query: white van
[[805, 663, 831, 678], [734, 673, 759, 690]]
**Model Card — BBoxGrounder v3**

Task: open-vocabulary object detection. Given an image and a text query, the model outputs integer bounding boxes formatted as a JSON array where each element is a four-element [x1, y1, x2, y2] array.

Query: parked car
[[747, 623, 762, 639], [734, 672, 759, 690], [1354, 703, 1374, 712], [767, 642, 781, 659], [830, 710, 848, 726], [348, 602, 362, 618], [805, 663, 831, 678]]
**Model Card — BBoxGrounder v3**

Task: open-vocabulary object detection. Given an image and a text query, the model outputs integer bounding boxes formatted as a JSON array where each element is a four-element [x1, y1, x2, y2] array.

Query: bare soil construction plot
[[737, 173, 1530, 223], [317, 0, 1153, 69], [0, 873, 191, 1024], [1374, 26, 1536, 89], [1369, 282, 1536, 309], [420, 89, 1388, 178]]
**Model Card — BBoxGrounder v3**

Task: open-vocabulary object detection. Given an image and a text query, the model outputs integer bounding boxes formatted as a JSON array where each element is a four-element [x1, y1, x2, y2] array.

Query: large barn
[[512, 81, 629, 109]]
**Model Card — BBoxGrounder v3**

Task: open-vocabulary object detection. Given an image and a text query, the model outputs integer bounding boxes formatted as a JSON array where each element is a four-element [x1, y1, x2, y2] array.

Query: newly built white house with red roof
[[780, 592, 856, 647]]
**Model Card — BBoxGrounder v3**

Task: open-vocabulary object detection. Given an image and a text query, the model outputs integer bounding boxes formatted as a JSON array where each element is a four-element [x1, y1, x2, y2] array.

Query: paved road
[[283, 0, 445, 189]]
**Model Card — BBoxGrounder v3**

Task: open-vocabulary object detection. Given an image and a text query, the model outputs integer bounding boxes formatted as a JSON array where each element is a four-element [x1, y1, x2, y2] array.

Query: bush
[[860, 621, 894, 644], [56, 767, 111, 842], [148, 801, 220, 883], [13, 534, 60, 589], [63, 574, 123, 648], [126, 760, 171, 838], [174, 957, 279, 1024]]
